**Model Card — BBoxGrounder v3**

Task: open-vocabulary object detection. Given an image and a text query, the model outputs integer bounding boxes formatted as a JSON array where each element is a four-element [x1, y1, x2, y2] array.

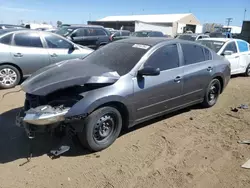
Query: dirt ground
[[1, 77, 250, 188]]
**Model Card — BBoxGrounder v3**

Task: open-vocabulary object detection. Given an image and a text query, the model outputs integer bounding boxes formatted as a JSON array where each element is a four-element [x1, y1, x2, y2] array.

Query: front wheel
[[245, 64, 250, 77], [0, 65, 21, 89], [201, 79, 221, 108], [77, 106, 122, 152]]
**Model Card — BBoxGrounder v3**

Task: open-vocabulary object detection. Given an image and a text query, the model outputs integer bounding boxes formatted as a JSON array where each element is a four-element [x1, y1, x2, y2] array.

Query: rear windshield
[[197, 40, 225, 53], [56, 27, 74, 36], [81, 42, 150, 76], [177, 35, 197, 41]]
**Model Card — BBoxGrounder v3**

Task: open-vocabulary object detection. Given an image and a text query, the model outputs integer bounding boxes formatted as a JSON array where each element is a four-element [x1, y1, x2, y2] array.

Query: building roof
[[97, 13, 195, 23]]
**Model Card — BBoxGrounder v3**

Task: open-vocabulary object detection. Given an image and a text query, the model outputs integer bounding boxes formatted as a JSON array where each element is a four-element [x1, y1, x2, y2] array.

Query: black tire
[[77, 106, 122, 152], [201, 79, 221, 108], [0, 65, 21, 89], [245, 64, 250, 77]]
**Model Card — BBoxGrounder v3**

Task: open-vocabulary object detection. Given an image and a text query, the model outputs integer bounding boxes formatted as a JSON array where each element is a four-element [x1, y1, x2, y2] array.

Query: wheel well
[[96, 102, 129, 128], [0, 63, 23, 80], [214, 76, 224, 93]]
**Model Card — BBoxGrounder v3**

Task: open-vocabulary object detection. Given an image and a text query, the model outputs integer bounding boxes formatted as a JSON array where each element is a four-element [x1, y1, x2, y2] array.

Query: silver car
[[0, 29, 93, 89]]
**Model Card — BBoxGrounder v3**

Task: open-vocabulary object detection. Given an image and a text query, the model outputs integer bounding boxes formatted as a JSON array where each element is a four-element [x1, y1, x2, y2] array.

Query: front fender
[[65, 95, 133, 119]]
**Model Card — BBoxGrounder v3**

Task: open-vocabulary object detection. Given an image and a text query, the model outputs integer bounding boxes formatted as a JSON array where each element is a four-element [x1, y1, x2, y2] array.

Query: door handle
[[174, 76, 181, 83], [207, 66, 213, 72], [13, 53, 23, 57], [235, 56, 239, 58], [50, 53, 57, 57]]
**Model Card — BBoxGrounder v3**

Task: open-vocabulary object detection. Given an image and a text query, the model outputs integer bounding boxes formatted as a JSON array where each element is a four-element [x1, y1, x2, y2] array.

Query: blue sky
[[0, 0, 249, 26]]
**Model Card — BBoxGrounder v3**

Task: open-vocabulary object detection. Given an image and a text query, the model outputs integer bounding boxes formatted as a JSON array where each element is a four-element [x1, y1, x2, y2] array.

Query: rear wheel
[[245, 64, 250, 77], [0, 65, 21, 89], [77, 106, 122, 152], [201, 79, 221, 108]]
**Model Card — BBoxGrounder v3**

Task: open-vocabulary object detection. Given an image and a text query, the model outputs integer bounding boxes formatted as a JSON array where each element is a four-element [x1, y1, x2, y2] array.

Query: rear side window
[[145, 44, 179, 71], [0, 33, 13, 45], [14, 33, 43, 48], [237, 40, 249, 52], [181, 43, 205, 65], [122, 31, 130, 36], [95, 29, 107, 36], [223, 42, 237, 54], [204, 48, 212, 60], [154, 32, 164, 37]]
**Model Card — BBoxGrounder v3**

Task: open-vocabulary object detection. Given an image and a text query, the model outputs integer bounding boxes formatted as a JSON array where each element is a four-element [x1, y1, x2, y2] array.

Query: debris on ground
[[231, 107, 239, 112], [238, 104, 249, 109], [238, 140, 250, 144], [242, 159, 250, 169]]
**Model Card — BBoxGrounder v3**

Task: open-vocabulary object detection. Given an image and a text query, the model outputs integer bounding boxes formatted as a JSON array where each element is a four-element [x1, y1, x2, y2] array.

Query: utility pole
[[243, 8, 247, 21], [225, 18, 233, 26]]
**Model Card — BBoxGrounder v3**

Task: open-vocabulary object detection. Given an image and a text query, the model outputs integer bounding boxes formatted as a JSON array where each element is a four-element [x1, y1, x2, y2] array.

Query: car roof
[[115, 37, 176, 46], [65, 25, 104, 29], [135, 30, 161, 33], [199, 37, 232, 42]]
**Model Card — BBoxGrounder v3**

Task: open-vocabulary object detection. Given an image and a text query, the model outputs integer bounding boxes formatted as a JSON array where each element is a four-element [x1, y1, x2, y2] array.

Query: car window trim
[[41, 33, 74, 49], [139, 42, 182, 73], [12, 32, 45, 49]]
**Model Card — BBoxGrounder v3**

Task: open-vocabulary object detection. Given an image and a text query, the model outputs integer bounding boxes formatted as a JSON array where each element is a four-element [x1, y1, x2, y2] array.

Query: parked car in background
[[110, 30, 130, 41], [131, 30, 164, 37], [198, 38, 250, 76], [56, 25, 110, 49], [0, 24, 24, 29], [177, 33, 210, 41], [0, 29, 93, 89], [17, 38, 230, 152]]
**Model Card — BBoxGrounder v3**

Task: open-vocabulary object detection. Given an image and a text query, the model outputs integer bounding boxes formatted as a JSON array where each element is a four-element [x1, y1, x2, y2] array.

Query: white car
[[198, 38, 250, 76]]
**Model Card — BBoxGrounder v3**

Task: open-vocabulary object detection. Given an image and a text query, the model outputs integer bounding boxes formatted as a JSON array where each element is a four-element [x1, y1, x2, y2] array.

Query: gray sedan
[[0, 29, 93, 89], [18, 38, 231, 152]]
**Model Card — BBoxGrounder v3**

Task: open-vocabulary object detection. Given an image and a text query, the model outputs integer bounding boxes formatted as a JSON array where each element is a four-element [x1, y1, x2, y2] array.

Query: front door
[[221, 41, 240, 74], [43, 33, 85, 63], [132, 44, 184, 122], [10, 32, 50, 76]]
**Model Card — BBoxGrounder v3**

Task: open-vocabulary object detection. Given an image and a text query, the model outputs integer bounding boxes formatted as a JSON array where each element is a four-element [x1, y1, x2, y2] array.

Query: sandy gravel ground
[[1, 76, 250, 188]]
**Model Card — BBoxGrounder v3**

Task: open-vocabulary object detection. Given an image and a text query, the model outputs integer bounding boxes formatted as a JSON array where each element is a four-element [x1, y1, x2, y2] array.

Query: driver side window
[[223, 42, 237, 54], [44, 34, 73, 49], [145, 44, 179, 71]]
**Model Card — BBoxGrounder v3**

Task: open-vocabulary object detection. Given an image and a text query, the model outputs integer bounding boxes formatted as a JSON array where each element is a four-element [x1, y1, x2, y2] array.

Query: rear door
[[42, 33, 88, 63], [95, 28, 109, 45], [133, 43, 184, 122], [181, 43, 213, 104], [10, 32, 50, 76]]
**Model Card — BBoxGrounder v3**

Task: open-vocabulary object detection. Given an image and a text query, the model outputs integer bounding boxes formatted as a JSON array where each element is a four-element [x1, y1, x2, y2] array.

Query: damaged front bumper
[[16, 105, 71, 138], [22, 105, 70, 126]]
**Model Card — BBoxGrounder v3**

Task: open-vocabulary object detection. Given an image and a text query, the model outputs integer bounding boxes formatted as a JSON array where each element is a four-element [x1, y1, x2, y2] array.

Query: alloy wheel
[[0, 68, 17, 87], [208, 82, 220, 105]]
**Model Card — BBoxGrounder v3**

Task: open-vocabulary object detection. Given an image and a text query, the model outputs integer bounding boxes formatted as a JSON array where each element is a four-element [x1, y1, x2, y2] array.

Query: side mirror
[[138, 66, 160, 76], [70, 44, 78, 50], [222, 50, 233, 56]]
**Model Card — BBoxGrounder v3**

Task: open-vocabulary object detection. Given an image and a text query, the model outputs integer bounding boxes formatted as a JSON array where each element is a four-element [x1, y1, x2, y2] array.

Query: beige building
[[88, 13, 202, 37]]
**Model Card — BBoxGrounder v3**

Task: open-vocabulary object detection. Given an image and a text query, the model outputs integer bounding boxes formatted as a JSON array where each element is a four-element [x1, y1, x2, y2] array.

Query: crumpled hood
[[21, 59, 120, 96]]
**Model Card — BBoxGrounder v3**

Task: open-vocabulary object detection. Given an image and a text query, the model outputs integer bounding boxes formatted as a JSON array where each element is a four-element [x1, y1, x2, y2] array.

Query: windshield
[[81, 42, 150, 76], [56, 27, 74, 36], [177, 35, 197, 41], [131, 31, 149, 37], [197, 40, 225, 53]]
